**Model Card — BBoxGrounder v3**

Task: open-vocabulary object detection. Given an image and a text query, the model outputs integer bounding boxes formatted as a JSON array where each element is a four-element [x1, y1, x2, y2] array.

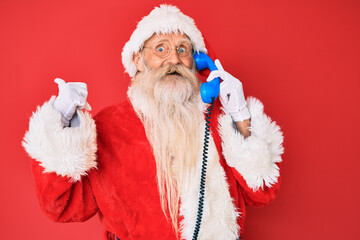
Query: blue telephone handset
[[193, 52, 220, 103]]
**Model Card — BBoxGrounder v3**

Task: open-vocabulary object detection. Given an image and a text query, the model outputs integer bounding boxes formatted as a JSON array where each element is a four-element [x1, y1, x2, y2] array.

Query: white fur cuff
[[219, 97, 284, 191], [22, 96, 98, 181]]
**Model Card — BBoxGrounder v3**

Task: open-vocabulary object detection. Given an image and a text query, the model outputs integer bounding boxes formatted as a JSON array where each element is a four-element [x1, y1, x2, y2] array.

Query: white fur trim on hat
[[22, 96, 98, 181], [122, 4, 207, 78]]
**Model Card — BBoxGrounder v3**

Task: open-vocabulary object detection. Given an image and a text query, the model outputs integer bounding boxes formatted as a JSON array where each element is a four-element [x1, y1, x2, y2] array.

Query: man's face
[[133, 33, 194, 72]]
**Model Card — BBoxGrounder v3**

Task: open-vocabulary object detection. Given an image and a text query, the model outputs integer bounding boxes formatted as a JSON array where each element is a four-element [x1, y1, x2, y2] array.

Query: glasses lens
[[177, 43, 192, 57], [153, 43, 169, 58]]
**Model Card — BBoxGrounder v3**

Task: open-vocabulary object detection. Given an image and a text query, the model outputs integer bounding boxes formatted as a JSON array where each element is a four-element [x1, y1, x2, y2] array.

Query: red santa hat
[[122, 4, 208, 78]]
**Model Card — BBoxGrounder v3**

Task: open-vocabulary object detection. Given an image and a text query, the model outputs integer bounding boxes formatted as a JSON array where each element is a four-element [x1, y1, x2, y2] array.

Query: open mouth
[[166, 70, 181, 76]]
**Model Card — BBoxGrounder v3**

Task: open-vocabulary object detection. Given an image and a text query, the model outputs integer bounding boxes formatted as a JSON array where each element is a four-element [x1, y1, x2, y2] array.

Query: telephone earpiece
[[193, 52, 220, 103]]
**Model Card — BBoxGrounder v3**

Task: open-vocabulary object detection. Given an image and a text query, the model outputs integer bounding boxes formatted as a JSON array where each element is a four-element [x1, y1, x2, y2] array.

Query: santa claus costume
[[23, 5, 284, 240]]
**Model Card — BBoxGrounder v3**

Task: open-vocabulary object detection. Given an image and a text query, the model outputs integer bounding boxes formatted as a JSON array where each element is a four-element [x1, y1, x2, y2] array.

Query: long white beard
[[128, 63, 204, 233]]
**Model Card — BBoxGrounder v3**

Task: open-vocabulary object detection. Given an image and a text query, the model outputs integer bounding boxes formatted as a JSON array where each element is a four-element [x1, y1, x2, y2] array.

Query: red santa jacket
[[23, 96, 284, 240]]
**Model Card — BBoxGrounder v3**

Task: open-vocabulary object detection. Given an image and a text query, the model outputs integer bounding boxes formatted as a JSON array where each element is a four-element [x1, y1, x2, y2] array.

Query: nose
[[165, 48, 181, 65]]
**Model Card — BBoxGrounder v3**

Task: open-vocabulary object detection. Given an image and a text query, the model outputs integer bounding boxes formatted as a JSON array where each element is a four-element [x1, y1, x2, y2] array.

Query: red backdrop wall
[[1, 0, 359, 239]]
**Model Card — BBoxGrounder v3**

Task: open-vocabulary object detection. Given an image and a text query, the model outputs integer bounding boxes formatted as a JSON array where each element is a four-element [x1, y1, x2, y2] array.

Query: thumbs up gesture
[[53, 78, 91, 127]]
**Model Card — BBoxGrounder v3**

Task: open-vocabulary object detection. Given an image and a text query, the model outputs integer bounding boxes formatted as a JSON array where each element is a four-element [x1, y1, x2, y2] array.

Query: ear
[[133, 52, 145, 72]]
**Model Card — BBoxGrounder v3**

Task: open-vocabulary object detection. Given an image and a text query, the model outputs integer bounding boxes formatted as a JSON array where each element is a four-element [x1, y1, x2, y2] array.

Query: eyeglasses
[[142, 40, 193, 58]]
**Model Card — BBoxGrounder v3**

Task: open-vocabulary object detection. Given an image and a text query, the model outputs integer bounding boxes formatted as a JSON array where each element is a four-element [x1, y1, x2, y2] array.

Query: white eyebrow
[[152, 38, 191, 45]]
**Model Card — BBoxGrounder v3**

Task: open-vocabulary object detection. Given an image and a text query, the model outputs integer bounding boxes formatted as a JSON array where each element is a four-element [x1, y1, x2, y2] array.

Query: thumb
[[54, 78, 66, 86], [214, 59, 224, 71], [84, 102, 92, 111], [207, 70, 228, 82]]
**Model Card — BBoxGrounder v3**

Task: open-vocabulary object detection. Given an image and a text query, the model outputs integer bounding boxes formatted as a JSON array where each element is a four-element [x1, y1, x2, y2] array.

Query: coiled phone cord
[[191, 97, 215, 240]]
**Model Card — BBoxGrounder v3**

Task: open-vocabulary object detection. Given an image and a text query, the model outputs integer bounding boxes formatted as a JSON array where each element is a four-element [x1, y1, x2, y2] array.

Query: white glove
[[53, 78, 91, 127], [206, 59, 250, 122]]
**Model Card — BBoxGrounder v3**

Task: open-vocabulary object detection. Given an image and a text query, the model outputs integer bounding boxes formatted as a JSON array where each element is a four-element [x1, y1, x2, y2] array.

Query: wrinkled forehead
[[143, 32, 192, 47]]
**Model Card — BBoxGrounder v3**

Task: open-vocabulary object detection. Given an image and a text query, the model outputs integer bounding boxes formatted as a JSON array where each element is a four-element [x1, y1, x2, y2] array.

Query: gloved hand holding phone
[[206, 59, 250, 122]]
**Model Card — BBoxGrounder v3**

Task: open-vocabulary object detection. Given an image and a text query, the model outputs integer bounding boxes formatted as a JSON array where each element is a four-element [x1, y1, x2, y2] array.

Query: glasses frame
[[142, 40, 194, 59]]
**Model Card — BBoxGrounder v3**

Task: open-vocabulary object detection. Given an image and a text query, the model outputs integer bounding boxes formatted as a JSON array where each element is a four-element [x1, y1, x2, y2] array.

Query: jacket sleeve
[[22, 96, 99, 222], [218, 97, 284, 207]]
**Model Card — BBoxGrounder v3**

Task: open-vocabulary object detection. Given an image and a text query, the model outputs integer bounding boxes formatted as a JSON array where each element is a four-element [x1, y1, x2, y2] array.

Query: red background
[[1, 0, 359, 239]]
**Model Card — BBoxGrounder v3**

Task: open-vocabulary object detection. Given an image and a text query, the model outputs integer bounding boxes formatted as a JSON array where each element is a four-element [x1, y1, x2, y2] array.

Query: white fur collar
[[179, 119, 240, 240]]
